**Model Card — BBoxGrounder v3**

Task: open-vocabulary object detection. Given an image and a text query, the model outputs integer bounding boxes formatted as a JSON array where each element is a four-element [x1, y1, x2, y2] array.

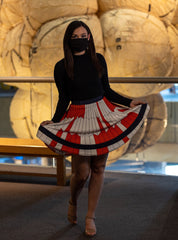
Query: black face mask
[[69, 38, 89, 53]]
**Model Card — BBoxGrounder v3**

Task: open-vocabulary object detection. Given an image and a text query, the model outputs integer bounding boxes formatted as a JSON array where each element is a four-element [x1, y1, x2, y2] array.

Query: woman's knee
[[72, 155, 90, 182], [91, 154, 108, 175], [91, 164, 106, 175], [75, 169, 90, 182]]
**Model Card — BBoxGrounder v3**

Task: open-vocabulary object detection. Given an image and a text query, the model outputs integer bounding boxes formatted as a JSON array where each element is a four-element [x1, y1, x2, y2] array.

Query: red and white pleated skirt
[[37, 96, 150, 156]]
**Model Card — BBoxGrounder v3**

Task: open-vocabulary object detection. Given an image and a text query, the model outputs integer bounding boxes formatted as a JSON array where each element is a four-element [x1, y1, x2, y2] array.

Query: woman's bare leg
[[85, 153, 108, 235], [68, 155, 90, 224], [70, 155, 91, 205], [87, 153, 108, 217]]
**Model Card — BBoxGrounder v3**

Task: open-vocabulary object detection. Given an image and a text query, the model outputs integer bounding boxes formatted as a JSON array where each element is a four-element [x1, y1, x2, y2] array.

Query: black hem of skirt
[[39, 104, 147, 150]]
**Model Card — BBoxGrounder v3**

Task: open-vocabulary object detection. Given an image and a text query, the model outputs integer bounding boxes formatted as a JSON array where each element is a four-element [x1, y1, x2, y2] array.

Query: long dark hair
[[63, 20, 103, 80]]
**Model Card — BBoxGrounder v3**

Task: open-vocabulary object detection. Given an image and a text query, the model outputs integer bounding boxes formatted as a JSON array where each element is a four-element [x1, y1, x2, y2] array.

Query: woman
[[37, 20, 149, 237]]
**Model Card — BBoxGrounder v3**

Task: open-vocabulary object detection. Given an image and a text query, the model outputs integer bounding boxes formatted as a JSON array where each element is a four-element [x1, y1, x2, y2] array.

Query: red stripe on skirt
[[96, 147, 109, 155], [103, 97, 116, 112], [123, 136, 130, 143], [49, 129, 63, 148], [121, 112, 138, 128], [61, 132, 80, 155], [66, 104, 85, 119]]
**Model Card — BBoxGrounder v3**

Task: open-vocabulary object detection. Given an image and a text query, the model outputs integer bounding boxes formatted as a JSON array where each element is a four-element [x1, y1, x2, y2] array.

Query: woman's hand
[[130, 100, 146, 108], [40, 120, 54, 126]]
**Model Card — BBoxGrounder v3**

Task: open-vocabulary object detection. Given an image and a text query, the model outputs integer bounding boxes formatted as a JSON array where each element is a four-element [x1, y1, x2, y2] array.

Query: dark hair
[[63, 20, 103, 80]]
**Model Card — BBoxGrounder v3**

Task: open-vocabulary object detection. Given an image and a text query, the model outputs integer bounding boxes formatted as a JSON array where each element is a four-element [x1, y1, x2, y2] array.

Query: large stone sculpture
[[2, 23, 32, 78], [0, 0, 178, 163], [126, 93, 167, 153], [168, 25, 178, 76], [22, 0, 98, 36], [100, 8, 173, 97], [98, 0, 177, 23]]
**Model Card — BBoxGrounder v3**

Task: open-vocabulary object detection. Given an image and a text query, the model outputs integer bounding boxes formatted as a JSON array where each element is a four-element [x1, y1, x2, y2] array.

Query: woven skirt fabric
[[37, 97, 150, 156]]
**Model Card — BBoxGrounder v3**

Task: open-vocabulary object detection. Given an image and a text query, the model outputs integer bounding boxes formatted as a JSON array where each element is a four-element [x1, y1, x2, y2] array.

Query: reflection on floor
[[105, 159, 178, 176]]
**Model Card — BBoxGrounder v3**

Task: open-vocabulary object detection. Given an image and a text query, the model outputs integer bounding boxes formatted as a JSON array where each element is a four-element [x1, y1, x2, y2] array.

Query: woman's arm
[[51, 61, 70, 123]]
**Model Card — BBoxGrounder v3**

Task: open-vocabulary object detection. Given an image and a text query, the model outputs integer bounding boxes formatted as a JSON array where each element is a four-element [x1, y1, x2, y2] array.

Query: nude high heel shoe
[[67, 201, 77, 224], [85, 216, 96, 237]]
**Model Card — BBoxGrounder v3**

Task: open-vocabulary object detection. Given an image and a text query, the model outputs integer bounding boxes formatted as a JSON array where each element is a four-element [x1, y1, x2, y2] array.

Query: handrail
[[0, 76, 178, 83]]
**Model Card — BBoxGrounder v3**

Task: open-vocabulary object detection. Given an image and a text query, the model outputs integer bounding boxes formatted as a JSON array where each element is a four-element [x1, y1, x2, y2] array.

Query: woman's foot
[[67, 201, 77, 224], [85, 216, 96, 237]]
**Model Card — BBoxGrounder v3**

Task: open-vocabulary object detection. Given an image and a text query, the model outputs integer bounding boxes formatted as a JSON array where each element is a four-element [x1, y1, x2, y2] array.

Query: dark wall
[[0, 97, 16, 137]]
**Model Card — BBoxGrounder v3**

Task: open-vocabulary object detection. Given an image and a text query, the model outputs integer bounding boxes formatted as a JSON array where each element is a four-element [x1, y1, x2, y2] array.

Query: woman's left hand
[[130, 100, 146, 108]]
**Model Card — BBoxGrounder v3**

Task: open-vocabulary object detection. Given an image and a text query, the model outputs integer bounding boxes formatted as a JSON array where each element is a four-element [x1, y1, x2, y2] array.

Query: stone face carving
[[0, 0, 177, 162]]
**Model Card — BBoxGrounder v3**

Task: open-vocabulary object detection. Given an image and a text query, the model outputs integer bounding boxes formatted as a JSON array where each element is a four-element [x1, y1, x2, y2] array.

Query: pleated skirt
[[37, 96, 150, 156]]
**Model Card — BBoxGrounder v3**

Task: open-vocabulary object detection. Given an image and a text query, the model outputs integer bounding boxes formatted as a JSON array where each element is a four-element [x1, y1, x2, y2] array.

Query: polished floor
[[0, 171, 178, 240]]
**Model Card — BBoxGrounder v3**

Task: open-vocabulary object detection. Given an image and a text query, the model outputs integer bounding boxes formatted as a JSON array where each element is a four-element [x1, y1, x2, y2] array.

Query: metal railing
[[0, 76, 178, 83]]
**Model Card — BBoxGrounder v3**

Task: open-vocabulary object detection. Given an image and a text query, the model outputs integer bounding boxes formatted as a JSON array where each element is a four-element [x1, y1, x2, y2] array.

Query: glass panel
[[0, 82, 57, 167], [106, 84, 178, 176]]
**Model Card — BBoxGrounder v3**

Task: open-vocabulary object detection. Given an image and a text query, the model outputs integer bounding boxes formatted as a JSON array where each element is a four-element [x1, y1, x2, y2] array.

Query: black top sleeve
[[97, 53, 132, 107], [51, 61, 70, 123]]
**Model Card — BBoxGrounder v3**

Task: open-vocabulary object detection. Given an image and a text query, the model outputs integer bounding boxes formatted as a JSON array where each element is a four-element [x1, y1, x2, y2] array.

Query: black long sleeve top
[[52, 52, 132, 123]]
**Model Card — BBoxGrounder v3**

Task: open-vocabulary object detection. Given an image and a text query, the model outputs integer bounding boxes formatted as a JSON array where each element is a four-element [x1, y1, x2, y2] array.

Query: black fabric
[[52, 52, 132, 123], [69, 38, 89, 52]]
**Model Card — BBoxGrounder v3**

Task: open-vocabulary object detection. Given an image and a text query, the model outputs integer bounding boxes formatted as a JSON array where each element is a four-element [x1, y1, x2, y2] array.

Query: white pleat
[[89, 104, 101, 133], [55, 142, 63, 151], [85, 103, 96, 132], [46, 118, 74, 132], [116, 122, 127, 132], [99, 100, 124, 124], [60, 131, 68, 140], [79, 133, 96, 155], [79, 148, 97, 156], [108, 139, 124, 152], [45, 135, 54, 145], [78, 116, 85, 133], [88, 133, 96, 145], [80, 134, 87, 145], [132, 105, 141, 114], [70, 117, 82, 133], [94, 101, 108, 130], [36, 131, 50, 144], [98, 99, 111, 117]]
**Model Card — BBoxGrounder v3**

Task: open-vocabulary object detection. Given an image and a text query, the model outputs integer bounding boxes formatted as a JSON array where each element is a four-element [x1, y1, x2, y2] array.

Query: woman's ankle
[[86, 211, 96, 219]]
